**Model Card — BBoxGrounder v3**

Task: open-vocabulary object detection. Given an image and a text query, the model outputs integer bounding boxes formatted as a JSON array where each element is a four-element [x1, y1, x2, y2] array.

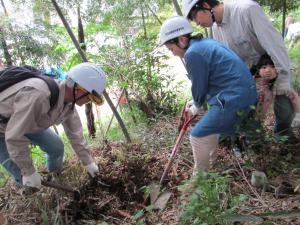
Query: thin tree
[[0, 0, 13, 65], [51, 0, 131, 143], [282, 0, 287, 37], [172, 0, 183, 16], [77, 5, 96, 138]]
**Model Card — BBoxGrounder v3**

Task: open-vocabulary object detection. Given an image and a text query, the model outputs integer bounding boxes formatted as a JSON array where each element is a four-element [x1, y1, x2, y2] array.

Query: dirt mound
[[59, 141, 190, 224], [65, 159, 156, 222]]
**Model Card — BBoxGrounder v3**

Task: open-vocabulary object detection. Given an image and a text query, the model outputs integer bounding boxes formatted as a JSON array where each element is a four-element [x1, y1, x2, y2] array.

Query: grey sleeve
[[62, 109, 93, 166], [248, 5, 291, 79], [5, 87, 50, 176]]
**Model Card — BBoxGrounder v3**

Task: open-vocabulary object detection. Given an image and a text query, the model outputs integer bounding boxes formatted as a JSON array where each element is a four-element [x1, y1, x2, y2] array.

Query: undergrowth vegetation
[[179, 171, 247, 225]]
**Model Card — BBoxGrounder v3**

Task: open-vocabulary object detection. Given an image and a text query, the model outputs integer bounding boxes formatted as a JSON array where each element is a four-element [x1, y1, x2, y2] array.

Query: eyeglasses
[[77, 86, 104, 106], [89, 90, 104, 105]]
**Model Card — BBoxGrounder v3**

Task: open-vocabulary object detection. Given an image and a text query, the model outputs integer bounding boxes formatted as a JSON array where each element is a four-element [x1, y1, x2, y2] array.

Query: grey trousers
[[274, 95, 295, 136]]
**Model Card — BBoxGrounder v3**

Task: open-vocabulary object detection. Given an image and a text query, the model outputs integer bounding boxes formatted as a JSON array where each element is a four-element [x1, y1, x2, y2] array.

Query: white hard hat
[[159, 16, 193, 46], [182, 0, 199, 18], [67, 62, 106, 96]]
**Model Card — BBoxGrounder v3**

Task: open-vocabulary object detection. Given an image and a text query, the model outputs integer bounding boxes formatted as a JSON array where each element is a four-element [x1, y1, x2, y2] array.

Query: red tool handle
[[159, 112, 196, 184], [170, 111, 195, 158]]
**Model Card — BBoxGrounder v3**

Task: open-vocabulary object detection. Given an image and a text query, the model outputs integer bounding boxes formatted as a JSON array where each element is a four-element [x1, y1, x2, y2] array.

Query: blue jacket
[[185, 38, 257, 137]]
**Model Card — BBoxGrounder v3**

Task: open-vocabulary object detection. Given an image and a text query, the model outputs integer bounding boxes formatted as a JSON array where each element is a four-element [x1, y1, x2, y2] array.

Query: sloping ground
[[0, 115, 300, 225]]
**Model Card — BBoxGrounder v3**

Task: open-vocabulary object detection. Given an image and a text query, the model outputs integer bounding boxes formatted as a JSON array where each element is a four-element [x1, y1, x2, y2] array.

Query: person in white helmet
[[159, 16, 257, 172], [0, 62, 106, 189], [182, 0, 295, 137]]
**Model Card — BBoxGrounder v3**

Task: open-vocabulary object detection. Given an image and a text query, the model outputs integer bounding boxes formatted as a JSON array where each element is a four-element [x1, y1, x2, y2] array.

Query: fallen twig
[[115, 209, 131, 218], [232, 155, 268, 208]]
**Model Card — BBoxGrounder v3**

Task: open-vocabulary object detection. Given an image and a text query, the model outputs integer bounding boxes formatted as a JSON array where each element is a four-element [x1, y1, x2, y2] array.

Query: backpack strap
[[21, 66, 60, 108], [35, 75, 60, 108]]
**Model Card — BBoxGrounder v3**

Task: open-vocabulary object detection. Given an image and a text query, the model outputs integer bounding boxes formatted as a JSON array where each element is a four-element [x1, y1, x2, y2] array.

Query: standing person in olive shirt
[[182, 0, 295, 137]]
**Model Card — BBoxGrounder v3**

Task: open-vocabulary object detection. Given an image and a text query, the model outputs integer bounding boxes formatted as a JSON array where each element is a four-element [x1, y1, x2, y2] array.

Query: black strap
[[0, 114, 9, 123], [35, 75, 60, 108]]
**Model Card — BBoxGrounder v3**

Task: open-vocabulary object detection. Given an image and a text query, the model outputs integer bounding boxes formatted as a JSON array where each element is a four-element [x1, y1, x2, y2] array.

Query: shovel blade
[[149, 183, 161, 204], [153, 191, 172, 211]]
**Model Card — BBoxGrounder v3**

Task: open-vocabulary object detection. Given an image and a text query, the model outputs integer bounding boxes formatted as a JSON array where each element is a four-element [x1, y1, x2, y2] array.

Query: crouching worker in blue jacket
[[159, 16, 257, 174]]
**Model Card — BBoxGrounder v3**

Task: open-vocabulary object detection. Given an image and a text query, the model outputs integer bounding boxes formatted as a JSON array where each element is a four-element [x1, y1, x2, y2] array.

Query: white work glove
[[272, 75, 292, 95], [22, 171, 42, 189], [85, 162, 99, 177], [185, 100, 201, 118], [292, 113, 300, 128]]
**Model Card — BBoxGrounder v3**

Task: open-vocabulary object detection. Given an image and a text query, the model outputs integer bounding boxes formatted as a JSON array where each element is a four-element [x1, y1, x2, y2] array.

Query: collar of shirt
[[216, 2, 230, 27]]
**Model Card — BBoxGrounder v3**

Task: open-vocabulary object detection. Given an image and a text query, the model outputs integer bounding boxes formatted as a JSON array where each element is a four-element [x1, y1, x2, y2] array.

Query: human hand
[[85, 162, 99, 177], [22, 171, 42, 189], [272, 76, 292, 95], [185, 100, 201, 118]]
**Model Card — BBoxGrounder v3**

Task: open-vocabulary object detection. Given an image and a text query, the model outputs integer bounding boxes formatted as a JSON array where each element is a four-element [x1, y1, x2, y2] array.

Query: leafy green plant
[[0, 168, 9, 187], [178, 171, 246, 225], [31, 144, 46, 168]]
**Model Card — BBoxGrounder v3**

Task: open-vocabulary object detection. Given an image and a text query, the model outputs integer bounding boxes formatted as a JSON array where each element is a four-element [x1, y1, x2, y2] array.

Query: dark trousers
[[274, 95, 295, 136]]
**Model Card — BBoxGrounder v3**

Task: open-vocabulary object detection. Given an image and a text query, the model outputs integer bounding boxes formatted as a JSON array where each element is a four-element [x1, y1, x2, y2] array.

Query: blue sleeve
[[185, 51, 209, 107]]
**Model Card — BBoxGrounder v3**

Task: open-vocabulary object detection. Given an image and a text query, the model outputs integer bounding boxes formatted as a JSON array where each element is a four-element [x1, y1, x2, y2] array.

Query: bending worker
[[0, 62, 106, 189], [159, 16, 257, 172], [182, 0, 295, 137]]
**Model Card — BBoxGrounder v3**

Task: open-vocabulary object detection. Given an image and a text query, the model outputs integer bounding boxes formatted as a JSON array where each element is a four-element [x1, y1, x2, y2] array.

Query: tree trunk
[[172, 0, 183, 16], [124, 89, 137, 123], [145, 3, 162, 25], [282, 0, 286, 37], [0, 27, 13, 66], [51, 0, 131, 143], [140, 3, 155, 106], [78, 6, 96, 138], [0, 0, 8, 14], [1, 0, 25, 65], [85, 103, 96, 138], [0, 0, 13, 66]]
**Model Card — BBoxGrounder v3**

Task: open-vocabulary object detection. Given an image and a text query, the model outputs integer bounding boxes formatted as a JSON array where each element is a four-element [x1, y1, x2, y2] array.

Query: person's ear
[[202, 2, 210, 9]]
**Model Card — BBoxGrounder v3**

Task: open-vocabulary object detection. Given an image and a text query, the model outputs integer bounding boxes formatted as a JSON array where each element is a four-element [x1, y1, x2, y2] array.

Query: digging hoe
[[41, 180, 81, 200], [144, 110, 196, 207]]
